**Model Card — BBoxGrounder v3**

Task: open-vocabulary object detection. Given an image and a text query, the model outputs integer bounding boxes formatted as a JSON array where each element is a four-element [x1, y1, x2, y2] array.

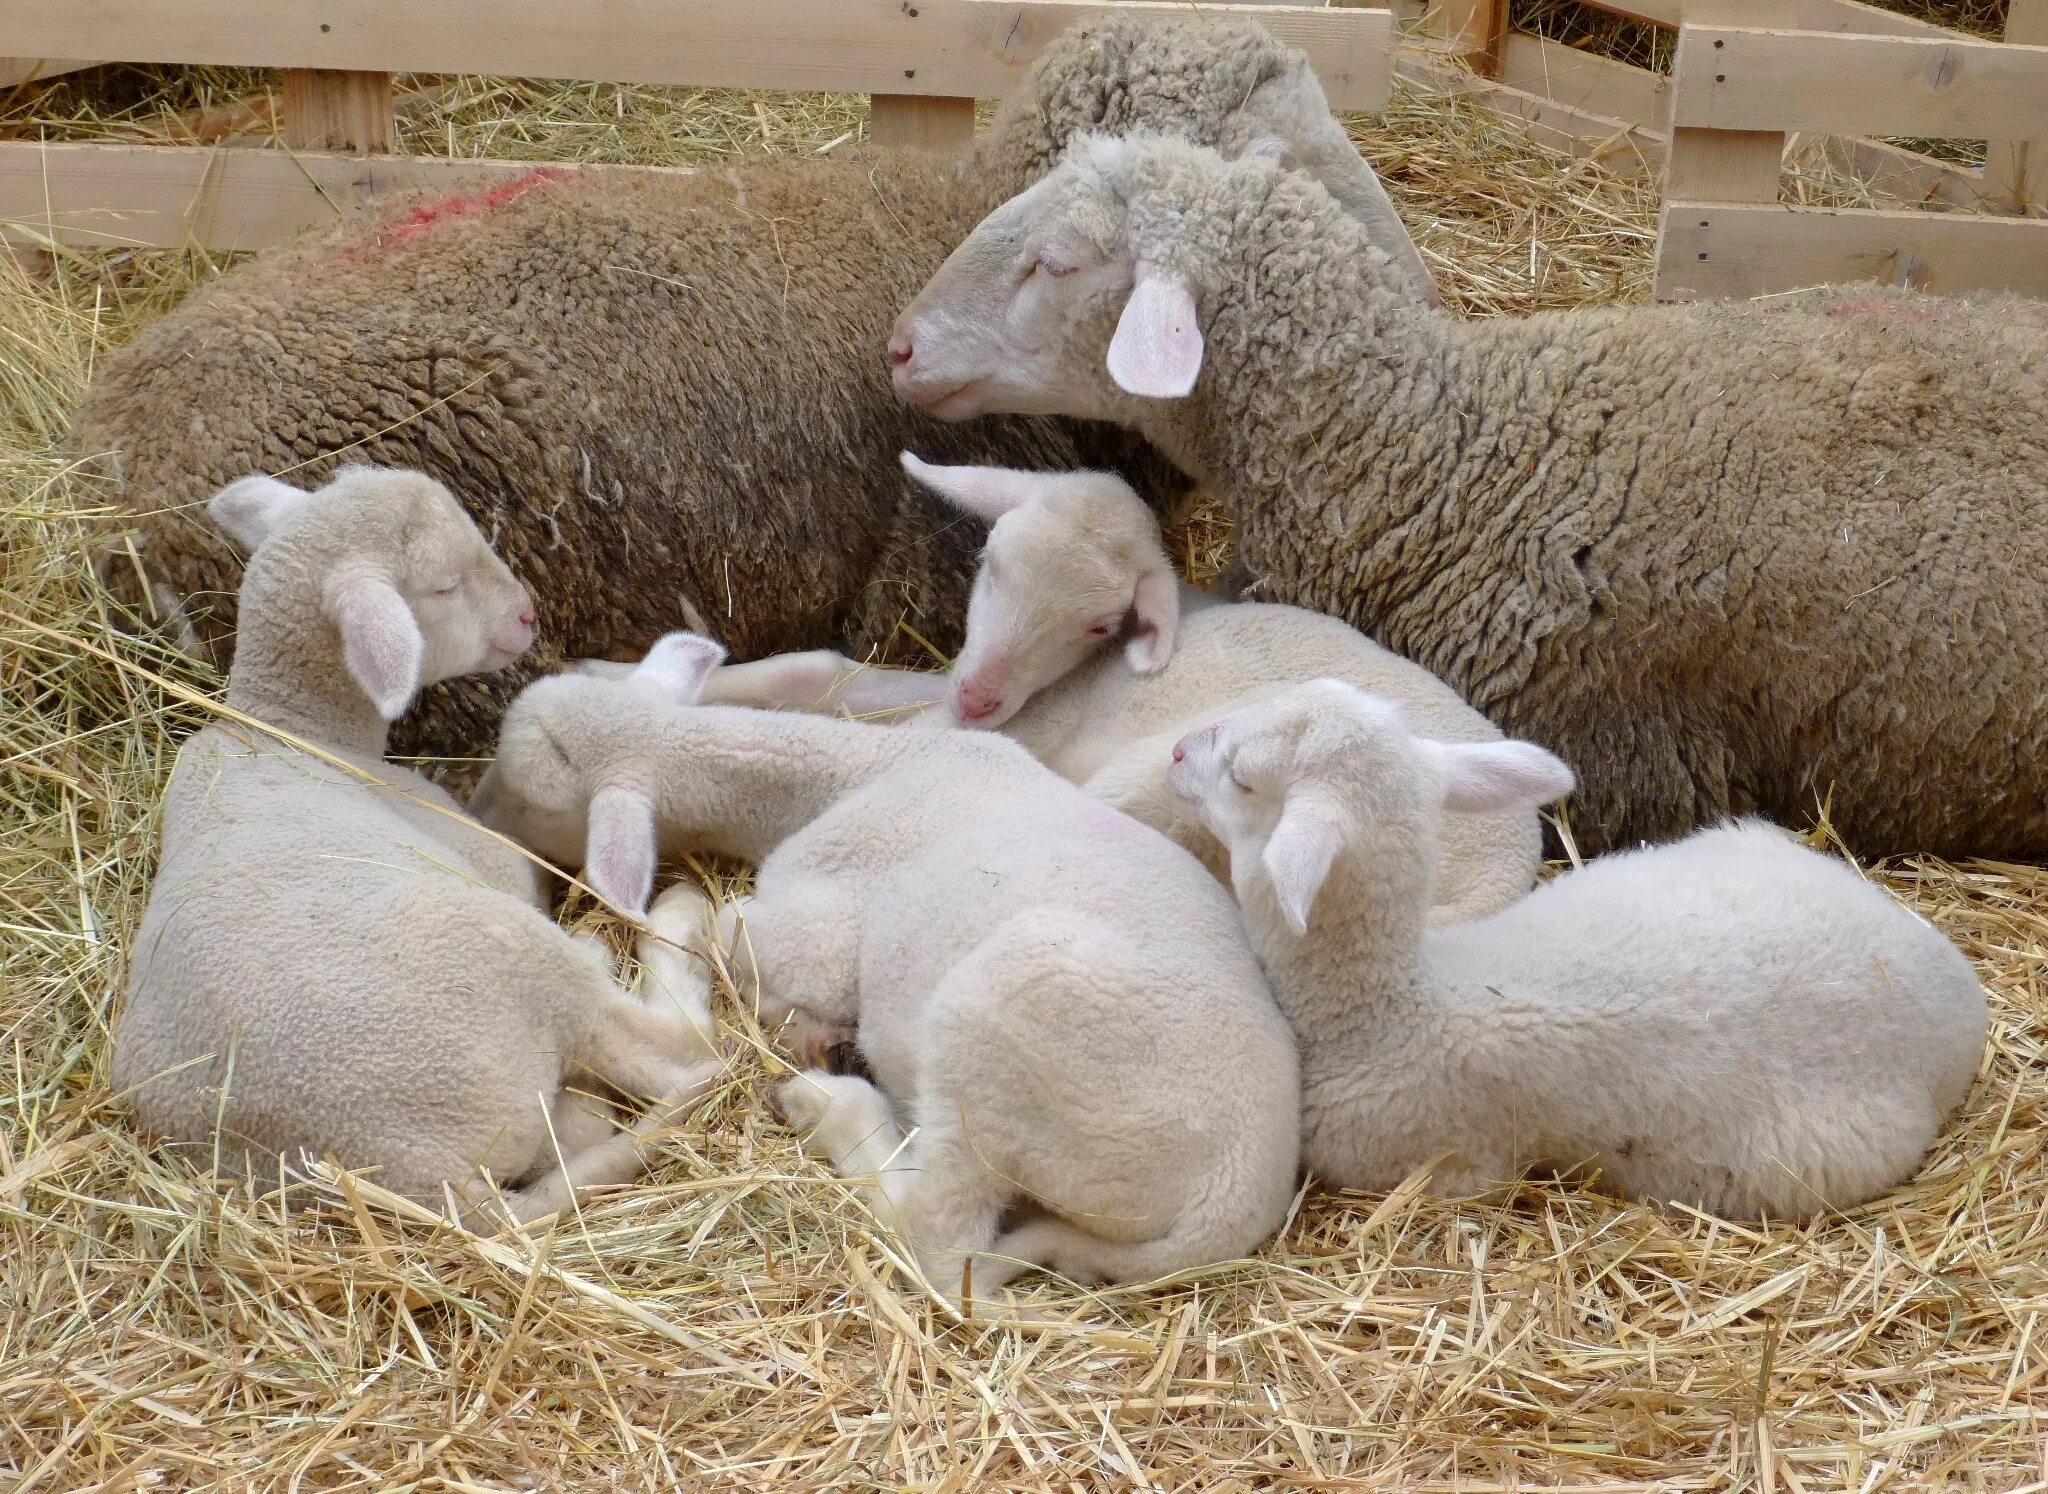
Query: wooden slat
[[1496, 31, 1668, 131], [1801, 133, 1993, 211], [0, 142, 690, 252], [1986, 0, 2047, 212], [0, 57, 95, 87], [1396, 52, 1665, 170], [868, 95, 977, 150], [1658, 200, 2048, 299], [280, 69, 396, 154], [1672, 26, 2048, 141], [1571, 0, 1962, 39], [0, 0, 1396, 111], [1422, 0, 1507, 74]]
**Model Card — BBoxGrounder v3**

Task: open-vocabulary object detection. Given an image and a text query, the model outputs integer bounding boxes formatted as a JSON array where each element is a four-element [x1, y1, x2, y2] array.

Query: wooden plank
[[0, 1, 1397, 112], [1986, 0, 2048, 213], [1672, 26, 2048, 141], [0, 141, 692, 253], [868, 94, 977, 150], [1658, 200, 2048, 299], [1801, 133, 1993, 211], [1422, 0, 1507, 75], [280, 69, 396, 154], [1396, 52, 1665, 170], [0, 58, 95, 88], [1496, 30, 1668, 130], [1572, 0, 1961, 39]]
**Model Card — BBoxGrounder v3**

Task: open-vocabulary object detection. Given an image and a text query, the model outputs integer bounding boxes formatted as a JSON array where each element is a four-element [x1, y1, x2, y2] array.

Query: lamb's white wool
[[1170, 681, 1989, 1219], [729, 456, 1543, 923], [477, 634, 1300, 1304], [115, 466, 721, 1222]]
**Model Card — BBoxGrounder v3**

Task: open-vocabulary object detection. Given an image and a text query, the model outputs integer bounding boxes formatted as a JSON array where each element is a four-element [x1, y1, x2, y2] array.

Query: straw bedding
[[5, 55, 2046, 1492]]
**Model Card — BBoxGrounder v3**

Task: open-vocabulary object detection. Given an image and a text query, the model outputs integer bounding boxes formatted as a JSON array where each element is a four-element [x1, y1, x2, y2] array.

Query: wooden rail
[[0, 0, 1394, 251], [1655, 21, 2048, 299]]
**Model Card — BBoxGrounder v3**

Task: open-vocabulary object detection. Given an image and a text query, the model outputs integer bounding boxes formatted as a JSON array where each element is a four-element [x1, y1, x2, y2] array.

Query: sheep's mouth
[[916, 379, 983, 419]]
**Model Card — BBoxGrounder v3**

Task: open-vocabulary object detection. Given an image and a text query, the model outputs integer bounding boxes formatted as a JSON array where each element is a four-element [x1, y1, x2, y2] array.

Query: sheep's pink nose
[[1172, 743, 1186, 763], [888, 332, 914, 368], [955, 680, 1003, 720], [519, 608, 537, 627]]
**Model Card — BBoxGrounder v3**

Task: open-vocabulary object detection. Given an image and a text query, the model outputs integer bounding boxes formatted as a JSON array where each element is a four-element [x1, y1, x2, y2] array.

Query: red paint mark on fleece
[[1826, 296, 1949, 323], [361, 165, 571, 252]]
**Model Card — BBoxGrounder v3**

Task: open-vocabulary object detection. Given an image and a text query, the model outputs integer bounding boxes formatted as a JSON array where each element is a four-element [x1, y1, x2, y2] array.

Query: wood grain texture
[[1658, 200, 2048, 299]]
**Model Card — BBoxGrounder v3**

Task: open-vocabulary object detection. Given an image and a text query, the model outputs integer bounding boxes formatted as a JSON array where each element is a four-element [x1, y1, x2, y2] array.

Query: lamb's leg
[[696, 650, 950, 722], [500, 1079, 699, 1223], [637, 880, 720, 1059], [776, 1072, 1005, 1305]]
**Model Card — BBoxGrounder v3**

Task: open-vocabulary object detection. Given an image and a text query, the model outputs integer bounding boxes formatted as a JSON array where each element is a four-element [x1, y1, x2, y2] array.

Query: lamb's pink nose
[[1172, 743, 1186, 763], [519, 607, 536, 627], [888, 332, 914, 368], [955, 681, 1003, 721]]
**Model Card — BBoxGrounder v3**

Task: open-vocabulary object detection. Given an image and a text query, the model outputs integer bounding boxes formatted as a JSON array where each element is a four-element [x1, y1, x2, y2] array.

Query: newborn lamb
[[115, 467, 719, 1220], [697, 455, 1543, 922], [473, 634, 1300, 1302], [1169, 680, 1987, 1219]]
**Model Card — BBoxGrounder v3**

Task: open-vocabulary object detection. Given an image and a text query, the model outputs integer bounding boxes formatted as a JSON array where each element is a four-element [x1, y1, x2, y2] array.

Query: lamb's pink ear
[[207, 475, 308, 551], [1262, 796, 1346, 937], [1107, 267, 1203, 399], [899, 451, 1057, 521], [632, 632, 728, 704], [1432, 740, 1576, 815], [325, 573, 425, 721], [585, 786, 657, 916], [1123, 567, 1180, 673]]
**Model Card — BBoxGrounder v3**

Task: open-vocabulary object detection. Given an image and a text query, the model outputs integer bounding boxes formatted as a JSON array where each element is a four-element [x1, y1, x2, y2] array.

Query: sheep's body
[[75, 19, 1430, 763], [892, 133, 2048, 858], [474, 649, 1300, 1301], [1171, 683, 1987, 1219], [115, 468, 717, 1218]]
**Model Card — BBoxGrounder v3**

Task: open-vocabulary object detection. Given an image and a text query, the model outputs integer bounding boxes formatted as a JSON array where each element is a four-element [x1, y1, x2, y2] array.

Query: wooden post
[[1654, 10, 1785, 299], [867, 94, 975, 150], [1986, 0, 2047, 213], [280, 68, 395, 153], [1425, 0, 1507, 75]]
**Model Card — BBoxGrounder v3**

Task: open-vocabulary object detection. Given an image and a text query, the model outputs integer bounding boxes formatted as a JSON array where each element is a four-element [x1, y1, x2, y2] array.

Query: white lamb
[[472, 633, 1300, 1302], [1168, 679, 1988, 1219], [114, 466, 721, 1222], [688, 454, 1542, 923]]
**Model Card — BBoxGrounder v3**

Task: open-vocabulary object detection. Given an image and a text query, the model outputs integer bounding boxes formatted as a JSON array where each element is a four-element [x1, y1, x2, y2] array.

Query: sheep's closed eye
[[1037, 253, 1077, 279], [432, 577, 463, 596]]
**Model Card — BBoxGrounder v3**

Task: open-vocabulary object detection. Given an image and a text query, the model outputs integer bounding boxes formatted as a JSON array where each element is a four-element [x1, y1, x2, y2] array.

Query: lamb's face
[[470, 676, 603, 866], [888, 160, 1132, 422], [380, 479, 537, 687], [1169, 687, 1340, 856]]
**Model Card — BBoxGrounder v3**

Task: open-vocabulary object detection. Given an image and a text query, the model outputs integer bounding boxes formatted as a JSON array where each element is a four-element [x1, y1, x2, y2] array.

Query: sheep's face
[[471, 676, 606, 865], [899, 454, 1177, 726], [889, 157, 1135, 423]]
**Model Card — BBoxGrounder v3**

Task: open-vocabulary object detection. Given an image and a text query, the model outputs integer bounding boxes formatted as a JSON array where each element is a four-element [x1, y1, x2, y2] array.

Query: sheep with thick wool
[[1169, 679, 1987, 1218], [115, 466, 720, 1220], [890, 131, 2048, 859], [716, 454, 1540, 922], [75, 19, 1435, 764], [470, 635, 1300, 1302]]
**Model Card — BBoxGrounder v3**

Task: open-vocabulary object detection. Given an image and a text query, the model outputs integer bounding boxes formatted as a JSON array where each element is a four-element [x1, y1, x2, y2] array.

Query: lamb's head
[[900, 452, 1177, 727], [1168, 681, 1573, 938], [471, 632, 727, 915], [893, 133, 1317, 424], [994, 19, 1438, 307], [209, 465, 535, 720]]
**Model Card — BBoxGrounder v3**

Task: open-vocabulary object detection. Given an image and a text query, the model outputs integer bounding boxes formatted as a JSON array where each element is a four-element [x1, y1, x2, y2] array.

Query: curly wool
[[1081, 141, 2048, 858], [70, 19, 1323, 761]]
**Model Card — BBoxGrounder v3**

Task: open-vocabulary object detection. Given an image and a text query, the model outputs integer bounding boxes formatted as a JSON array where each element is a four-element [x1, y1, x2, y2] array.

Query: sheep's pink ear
[[899, 451, 1056, 521], [325, 574, 424, 721], [1262, 796, 1346, 937], [1123, 567, 1179, 673], [1432, 740, 1576, 815], [1107, 267, 1203, 399], [632, 632, 727, 704], [208, 475, 308, 551], [585, 787, 657, 916]]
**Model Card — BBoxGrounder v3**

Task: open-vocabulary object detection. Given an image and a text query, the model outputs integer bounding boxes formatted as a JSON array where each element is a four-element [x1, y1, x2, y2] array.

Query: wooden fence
[[1410, 0, 2048, 300], [0, 1, 1393, 252]]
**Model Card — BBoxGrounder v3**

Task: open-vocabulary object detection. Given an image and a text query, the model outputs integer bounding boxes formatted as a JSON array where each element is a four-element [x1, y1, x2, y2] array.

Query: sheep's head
[[209, 465, 536, 721], [900, 452, 1178, 728], [470, 632, 726, 915], [1168, 682, 1573, 937]]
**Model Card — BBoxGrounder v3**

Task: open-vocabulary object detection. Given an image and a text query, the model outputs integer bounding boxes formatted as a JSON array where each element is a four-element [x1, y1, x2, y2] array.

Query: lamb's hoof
[[803, 1023, 857, 1071]]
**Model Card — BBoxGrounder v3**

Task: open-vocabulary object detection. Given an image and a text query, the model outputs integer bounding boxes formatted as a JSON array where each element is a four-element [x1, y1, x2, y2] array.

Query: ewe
[[473, 634, 1299, 1302], [116, 467, 719, 1220], [1170, 680, 1987, 1218], [77, 19, 1433, 762], [890, 132, 2048, 859]]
